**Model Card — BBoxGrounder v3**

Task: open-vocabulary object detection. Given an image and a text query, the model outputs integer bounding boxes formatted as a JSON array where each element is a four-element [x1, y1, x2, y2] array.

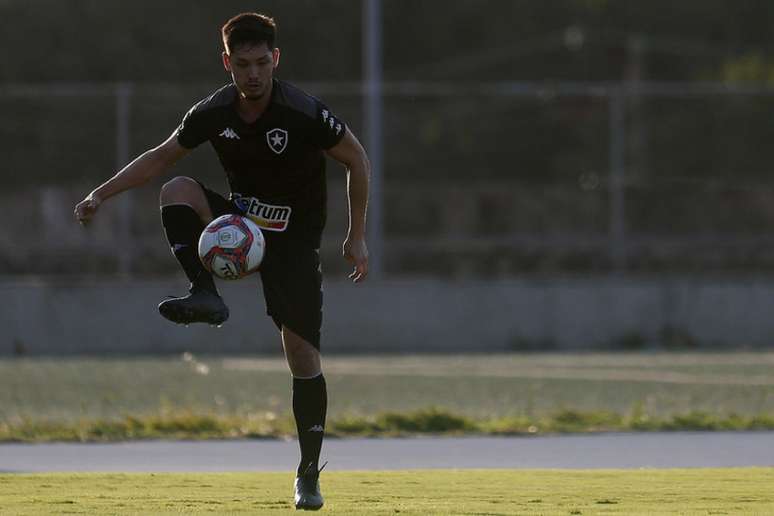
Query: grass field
[[1, 469, 773, 515], [3, 354, 774, 514], [2, 353, 774, 440]]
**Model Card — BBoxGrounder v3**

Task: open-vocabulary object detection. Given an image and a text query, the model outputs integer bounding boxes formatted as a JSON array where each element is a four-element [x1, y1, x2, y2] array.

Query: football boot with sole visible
[[158, 285, 229, 326], [294, 462, 325, 511]]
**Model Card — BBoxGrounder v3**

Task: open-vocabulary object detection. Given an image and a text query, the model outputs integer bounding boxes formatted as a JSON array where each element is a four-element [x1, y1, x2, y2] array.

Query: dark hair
[[221, 13, 277, 54]]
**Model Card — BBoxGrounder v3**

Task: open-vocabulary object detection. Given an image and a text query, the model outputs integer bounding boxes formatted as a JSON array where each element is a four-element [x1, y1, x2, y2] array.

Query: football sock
[[293, 373, 327, 475], [161, 204, 217, 293]]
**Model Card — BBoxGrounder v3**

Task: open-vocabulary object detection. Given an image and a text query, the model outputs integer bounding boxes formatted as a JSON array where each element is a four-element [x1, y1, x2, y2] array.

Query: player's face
[[223, 43, 280, 101]]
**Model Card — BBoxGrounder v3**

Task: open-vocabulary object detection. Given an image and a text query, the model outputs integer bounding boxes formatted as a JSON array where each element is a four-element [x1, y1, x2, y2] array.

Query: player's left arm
[[325, 128, 371, 283]]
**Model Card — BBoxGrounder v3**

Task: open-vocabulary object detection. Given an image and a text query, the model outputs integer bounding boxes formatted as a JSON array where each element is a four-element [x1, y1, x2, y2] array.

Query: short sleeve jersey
[[175, 79, 347, 246]]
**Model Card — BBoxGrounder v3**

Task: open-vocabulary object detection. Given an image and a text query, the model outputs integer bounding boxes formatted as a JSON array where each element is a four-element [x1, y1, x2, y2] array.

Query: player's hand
[[74, 194, 102, 226], [342, 235, 368, 283]]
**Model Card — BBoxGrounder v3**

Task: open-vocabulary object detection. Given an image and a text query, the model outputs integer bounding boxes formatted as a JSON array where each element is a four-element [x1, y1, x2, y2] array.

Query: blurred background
[[4, 0, 774, 439], [4, 0, 774, 354]]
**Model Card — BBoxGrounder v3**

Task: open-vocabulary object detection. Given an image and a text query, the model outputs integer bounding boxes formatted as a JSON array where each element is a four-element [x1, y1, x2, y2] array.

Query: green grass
[[3, 408, 774, 442], [1, 469, 773, 514], [3, 353, 774, 419], [3, 353, 774, 440]]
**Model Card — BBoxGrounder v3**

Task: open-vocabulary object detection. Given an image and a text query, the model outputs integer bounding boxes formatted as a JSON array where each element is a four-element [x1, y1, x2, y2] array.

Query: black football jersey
[[175, 79, 347, 245]]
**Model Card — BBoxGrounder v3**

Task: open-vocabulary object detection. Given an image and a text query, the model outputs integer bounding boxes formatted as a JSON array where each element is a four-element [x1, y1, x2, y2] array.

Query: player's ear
[[272, 47, 281, 69], [222, 51, 232, 72]]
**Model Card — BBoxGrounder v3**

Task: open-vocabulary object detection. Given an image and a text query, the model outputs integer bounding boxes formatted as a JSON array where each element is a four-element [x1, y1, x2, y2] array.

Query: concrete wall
[[2, 276, 774, 355]]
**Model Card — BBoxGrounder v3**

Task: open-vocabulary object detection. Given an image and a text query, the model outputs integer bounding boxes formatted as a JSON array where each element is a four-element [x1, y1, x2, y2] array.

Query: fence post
[[363, 0, 384, 279]]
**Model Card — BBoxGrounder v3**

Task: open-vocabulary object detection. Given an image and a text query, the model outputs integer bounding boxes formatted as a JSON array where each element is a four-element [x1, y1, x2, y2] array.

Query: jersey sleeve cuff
[[321, 126, 347, 150], [175, 129, 199, 150]]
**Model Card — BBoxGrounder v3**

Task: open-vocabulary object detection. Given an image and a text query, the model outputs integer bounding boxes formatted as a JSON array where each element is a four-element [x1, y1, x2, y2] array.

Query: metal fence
[[4, 80, 774, 277]]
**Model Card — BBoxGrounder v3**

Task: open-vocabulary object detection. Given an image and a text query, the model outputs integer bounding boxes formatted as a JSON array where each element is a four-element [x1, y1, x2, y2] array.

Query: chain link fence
[[3, 81, 774, 277]]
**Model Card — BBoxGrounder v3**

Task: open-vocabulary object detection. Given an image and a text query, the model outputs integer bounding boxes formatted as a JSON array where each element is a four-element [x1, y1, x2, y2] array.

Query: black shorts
[[199, 182, 323, 350]]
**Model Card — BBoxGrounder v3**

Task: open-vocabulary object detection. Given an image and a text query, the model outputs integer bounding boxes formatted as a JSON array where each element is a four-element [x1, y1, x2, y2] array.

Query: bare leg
[[282, 326, 322, 377], [159, 176, 214, 222]]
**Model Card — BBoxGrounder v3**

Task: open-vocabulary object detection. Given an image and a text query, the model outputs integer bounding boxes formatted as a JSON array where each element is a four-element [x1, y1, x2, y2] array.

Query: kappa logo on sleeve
[[322, 109, 343, 135], [266, 128, 288, 154], [234, 196, 292, 232]]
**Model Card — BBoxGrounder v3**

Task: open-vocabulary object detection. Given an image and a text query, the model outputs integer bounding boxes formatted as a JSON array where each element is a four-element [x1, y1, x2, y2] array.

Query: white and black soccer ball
[[198, 214, 265, 280]]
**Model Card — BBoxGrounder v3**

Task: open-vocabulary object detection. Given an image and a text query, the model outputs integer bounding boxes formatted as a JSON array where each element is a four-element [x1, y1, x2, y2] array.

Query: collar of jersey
[[231, 78, 278, 127]]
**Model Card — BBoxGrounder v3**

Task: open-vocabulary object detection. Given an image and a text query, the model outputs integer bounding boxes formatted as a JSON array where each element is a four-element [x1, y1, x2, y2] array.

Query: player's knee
[[283, 330, 321, 376], [288, 355, 321, 378], [159, 176, 203, 206]]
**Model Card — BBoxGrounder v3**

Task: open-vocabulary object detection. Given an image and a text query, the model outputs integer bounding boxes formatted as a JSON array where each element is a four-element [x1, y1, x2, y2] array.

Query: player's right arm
[[74, 133, 190, 225]]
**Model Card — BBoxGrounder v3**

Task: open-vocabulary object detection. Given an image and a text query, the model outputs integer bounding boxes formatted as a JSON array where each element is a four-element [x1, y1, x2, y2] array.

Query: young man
[[74, 13, 369, 511]]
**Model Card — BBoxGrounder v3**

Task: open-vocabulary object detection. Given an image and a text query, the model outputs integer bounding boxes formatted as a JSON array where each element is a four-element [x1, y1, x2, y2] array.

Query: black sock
[[293, 374, 327, 475], [161, 204, 216, 293]]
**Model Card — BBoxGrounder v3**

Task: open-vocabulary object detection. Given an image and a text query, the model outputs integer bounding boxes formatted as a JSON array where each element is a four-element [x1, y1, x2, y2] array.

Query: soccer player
[[74, 13, 369, 510]]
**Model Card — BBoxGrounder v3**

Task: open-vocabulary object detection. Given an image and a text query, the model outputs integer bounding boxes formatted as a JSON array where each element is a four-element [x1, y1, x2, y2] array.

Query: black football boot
[[294, 462, 325, 511], [158, 285, 229, 326]]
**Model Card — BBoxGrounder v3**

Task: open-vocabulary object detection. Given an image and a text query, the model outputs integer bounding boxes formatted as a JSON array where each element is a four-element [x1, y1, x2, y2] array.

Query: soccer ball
[[198, 214, 265, 280]]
